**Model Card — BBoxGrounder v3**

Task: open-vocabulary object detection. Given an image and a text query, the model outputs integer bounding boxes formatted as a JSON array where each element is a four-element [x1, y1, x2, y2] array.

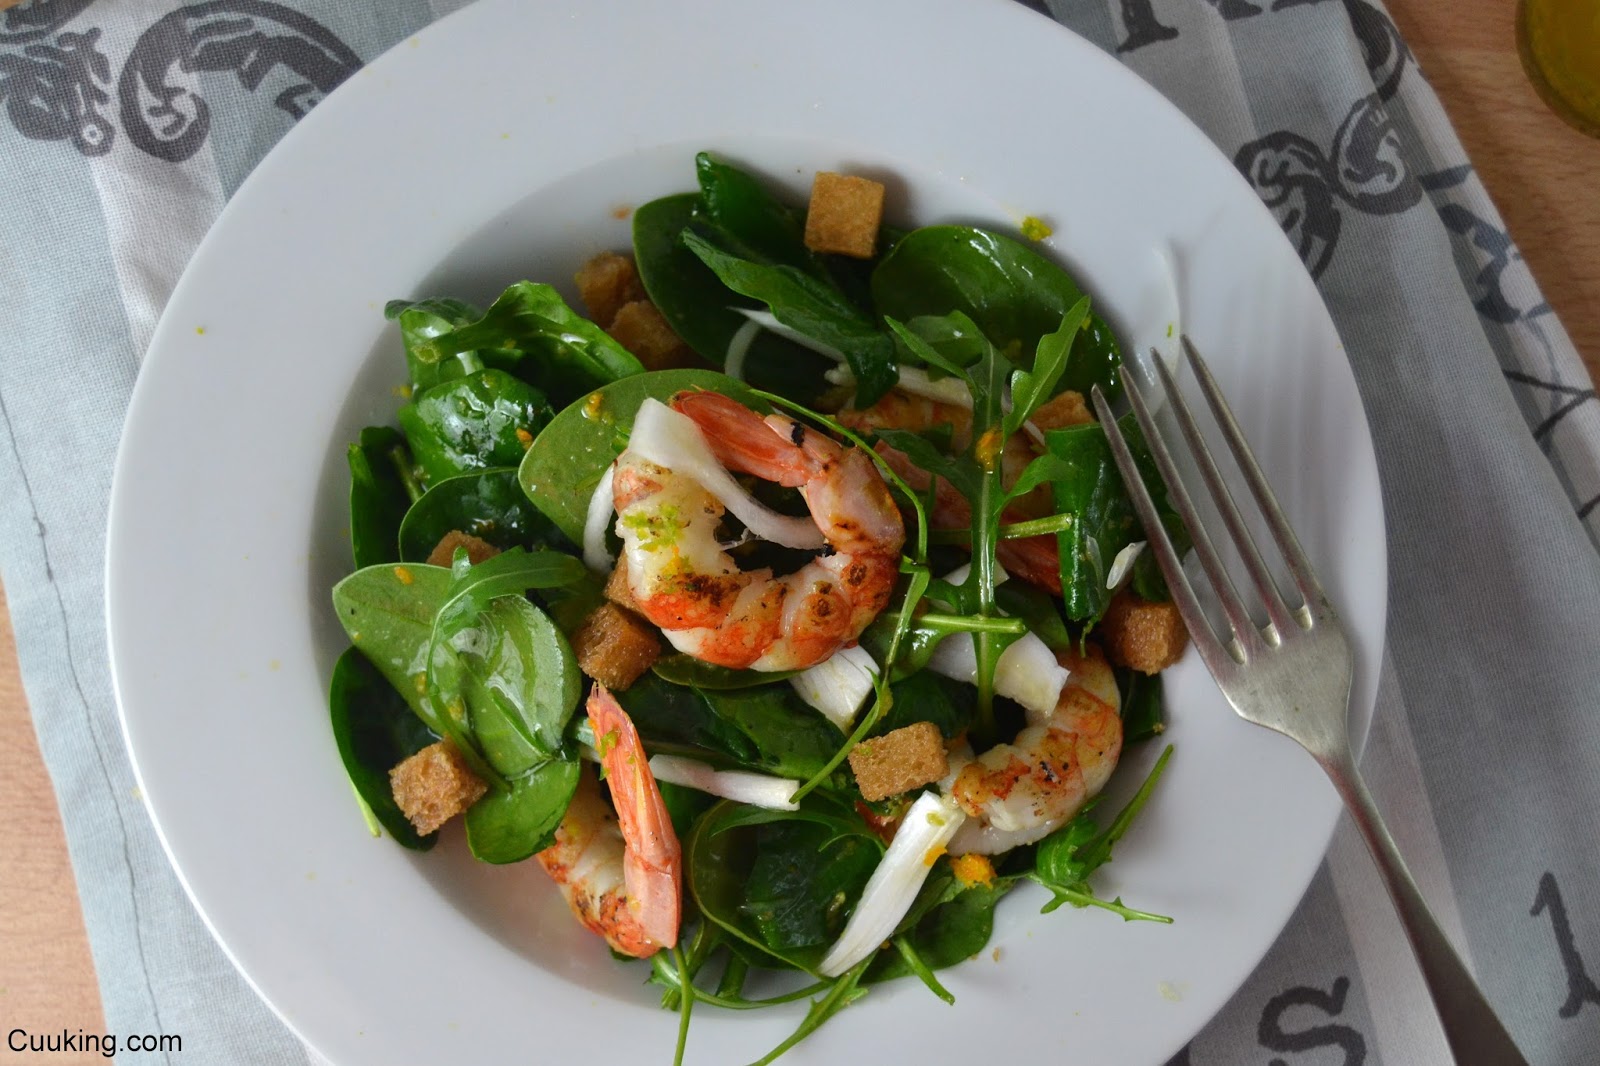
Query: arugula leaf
[[1030, 744, 1174, 922], [694, 151, 815, 271], [871, 224, 1123, 398], [682, 225, 898, 405], [1003, 295, 1089, 437], [632, 194, 832, 401], [1045, 414, 1183, 624]]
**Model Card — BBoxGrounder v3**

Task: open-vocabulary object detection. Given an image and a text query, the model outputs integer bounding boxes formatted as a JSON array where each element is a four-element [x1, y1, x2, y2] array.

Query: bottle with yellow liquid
[[1519, 0, 1600, 136]]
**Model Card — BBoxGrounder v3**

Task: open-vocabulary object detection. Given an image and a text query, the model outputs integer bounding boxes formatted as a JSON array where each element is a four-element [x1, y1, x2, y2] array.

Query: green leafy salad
[[329, 152, 1190, 1065]]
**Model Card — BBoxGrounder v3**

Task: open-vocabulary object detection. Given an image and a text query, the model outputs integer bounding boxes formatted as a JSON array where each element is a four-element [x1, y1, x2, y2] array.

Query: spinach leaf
[[462, 755, 580, 864], [331, 563, 452, 717], [871, 670, 971, 740], [741, 820, 879, 952], [399, 369, 552, 484], [1117, 667, 1165, 744], [632, 193, 833, 401], [449, 594, 580, 772], [694, 152, 814, 271], [1045, 415, 1183, 624], [327, 647, 437, 850], [422, 281, 644, 407], [688, 800, 878, 975], [701, 685, 847, 780], [650, 654, 800, 691], [871, 225, 1122, 397], [682, 225, 898, 405], [617, 671, 758, 765], [517, 367, 765, 545], [616, 672, 843, 781], [396, 467, 557, 562], [347, 426, 414, 568], [385, 297, 482, 392], [864, 879, 1012, 983]]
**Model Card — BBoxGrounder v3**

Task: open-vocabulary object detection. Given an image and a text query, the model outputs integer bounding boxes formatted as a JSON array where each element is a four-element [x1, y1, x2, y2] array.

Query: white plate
[[106, 1, 1387, 1063]]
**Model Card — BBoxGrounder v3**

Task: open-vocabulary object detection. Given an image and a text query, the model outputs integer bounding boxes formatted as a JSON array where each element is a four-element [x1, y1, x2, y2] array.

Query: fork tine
[[1091, 385, 1253, 673], [1115, 373, 1265, 660], [1150, 346, 1299, 636], [1180, 337, 1330, 614]]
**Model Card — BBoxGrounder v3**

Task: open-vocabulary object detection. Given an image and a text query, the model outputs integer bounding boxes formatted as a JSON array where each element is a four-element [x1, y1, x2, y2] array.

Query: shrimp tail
[[587, 684, 682, 951]]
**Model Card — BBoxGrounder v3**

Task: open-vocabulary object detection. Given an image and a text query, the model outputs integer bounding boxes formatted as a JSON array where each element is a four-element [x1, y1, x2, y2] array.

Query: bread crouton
[[1030, 389, 1094, 431], [848, 721, 948, 802], [389, 740, 487, 835], [425, 530, 500, 569], [804, 172, 885, 258], [1101, 589, 1188, 673], [607, 300, 699, 371], [573, 602, 661, 691], [604, 556, 640, 613], [575, 251, 646, 327]]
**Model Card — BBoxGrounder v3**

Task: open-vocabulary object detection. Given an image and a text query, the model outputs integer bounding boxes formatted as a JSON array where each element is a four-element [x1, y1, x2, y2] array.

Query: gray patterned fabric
[[2, 0, 1596, 1063]]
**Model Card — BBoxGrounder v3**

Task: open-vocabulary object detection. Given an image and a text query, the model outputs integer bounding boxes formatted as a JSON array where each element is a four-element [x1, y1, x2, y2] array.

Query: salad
[[329, 152, 1191, 1065]]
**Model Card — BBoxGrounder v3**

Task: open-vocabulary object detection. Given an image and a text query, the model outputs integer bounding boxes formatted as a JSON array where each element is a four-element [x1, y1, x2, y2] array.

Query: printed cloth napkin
[[3, 0, 1597, 1062]]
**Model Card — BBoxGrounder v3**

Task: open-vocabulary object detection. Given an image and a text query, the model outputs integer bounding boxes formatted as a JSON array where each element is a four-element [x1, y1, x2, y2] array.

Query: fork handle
[[1322, 755, 1531, 1065]]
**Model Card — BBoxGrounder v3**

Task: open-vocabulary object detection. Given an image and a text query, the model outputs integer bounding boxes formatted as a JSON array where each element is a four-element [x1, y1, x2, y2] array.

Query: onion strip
[[626, 399, 824, 550]]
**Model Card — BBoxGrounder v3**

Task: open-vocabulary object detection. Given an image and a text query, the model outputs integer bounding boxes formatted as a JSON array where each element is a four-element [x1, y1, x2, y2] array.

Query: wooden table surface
[[2, 3, 1597, 1061]]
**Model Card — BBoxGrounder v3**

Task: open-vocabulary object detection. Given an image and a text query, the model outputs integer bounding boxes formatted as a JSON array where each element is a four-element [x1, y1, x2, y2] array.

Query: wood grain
[[0, 0, 1594, 1054], [0, 580, 105, 1064]]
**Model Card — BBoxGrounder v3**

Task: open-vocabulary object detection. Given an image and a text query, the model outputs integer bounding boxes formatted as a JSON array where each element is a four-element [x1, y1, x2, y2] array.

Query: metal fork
[[1090, 337, 1529, 1066]]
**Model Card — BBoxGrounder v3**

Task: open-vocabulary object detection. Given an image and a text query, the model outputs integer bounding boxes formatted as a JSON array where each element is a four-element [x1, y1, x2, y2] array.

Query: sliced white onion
[[625, 399, 824, 550], [825, 362, 974, 408], [937, 561, 1007, 589], [723, 317, 763, 382], [1106, 540, 1146, 590], [819, 791, 966, 976], [732, 308, 848, 362], [582, 464, 617, 573], [926, 631, 1068, 718], [790, 645, 878, 731], [647, 755, 800, 811]]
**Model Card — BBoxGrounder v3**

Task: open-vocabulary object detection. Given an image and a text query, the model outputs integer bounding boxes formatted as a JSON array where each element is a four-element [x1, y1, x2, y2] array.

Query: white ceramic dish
[[106, 1, 1387, 1063]]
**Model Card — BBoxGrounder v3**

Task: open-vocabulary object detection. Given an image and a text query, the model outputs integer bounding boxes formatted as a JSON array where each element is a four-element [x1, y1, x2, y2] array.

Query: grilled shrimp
[[612, 391, 904, 671], [840, 391, 1064, 593], [535, 685, 681, 957], [942, 644, 1123, 855]]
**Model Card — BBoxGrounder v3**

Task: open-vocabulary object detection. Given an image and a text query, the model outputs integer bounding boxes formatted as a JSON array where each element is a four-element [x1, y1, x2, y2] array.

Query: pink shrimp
[[611, 391, 904, 671], [535, 684, 680, 957], [943, 643, 1124, 855]]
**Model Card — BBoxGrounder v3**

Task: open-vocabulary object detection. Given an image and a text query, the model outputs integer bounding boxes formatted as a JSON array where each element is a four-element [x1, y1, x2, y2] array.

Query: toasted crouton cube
[[573, 602, 662, 691], [848, 721, 948, 802], [1030, 389, 1094, 431], [804, 172, 885, 258], [1101, 589, 1188, 673], [604, 556, 640, 613], [575, 251, 647, 327], [607, 300, 699, 371], [390, 740, 487, 835], [426, 530, 500, 569]]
